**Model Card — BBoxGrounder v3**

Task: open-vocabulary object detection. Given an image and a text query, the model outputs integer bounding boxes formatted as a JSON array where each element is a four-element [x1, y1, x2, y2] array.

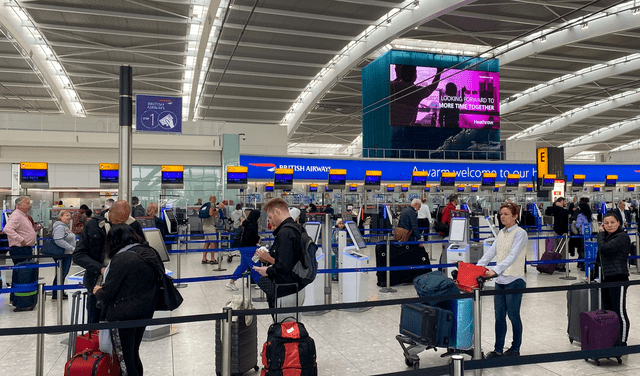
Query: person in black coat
[[225, 209, 262, 290], [597, 212, 630, 346], [94, 225, 163, 376], [253, 198, 304, 308], [612, 201, 631, 227], [73, 200, 146, 323]]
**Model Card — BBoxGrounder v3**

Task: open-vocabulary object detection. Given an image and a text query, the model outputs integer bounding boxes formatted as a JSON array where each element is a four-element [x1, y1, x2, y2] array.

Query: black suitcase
[[375, 243, 431, 286], [399, 303, 453, 347], [11, 260, 38, 311]]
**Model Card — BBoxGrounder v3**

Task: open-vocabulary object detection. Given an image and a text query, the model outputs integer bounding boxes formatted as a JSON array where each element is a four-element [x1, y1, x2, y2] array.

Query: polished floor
[[1, 239, 640, 376]]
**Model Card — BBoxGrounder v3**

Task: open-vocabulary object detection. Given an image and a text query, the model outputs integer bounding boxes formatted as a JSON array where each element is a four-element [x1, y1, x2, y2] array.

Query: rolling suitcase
[[215, 274, 259, 376], [64, 348, 119, 376], [580, 310, 621, 365], [537, 248, 562, 275], [375, 243, 431, 286], [399, 303, 453, 348], [566, 282, 598, 343], [444, 298, 473, 350], [11, 260, 38, 311]]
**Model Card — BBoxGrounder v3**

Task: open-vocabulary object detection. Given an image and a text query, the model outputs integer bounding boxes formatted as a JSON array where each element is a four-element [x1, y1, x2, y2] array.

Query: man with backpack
[[253, 198, 317, 310]]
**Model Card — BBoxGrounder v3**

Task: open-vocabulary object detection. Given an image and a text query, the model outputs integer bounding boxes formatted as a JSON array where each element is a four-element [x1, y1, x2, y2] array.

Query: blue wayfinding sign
[[136, 95, 182, 133]]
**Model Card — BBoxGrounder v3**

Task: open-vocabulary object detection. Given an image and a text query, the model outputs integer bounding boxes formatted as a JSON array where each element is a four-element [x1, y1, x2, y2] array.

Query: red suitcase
[[453, 262, 489, 293], [75, 330, 100, 354], [64, 349, 119, 376]]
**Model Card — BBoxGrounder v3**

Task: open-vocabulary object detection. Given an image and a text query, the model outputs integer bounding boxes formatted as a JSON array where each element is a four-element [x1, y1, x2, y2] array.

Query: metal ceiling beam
[[503, 54, 640, 114], [57, 57, 183, 70], [510, 90, 640, 140], [36, 23, 191, 41], [208, 68, 314, 80], [217, 39, 340, 55], [48, 41, 187, 57], [333, 0, 399, 7], [564, 117, 640, 157], [212, 54, 326, 68], [20, 3, 189, 23], [286, 0, 475, 137], [0, 2, 71, 115], [230, 4, 375, 25], [223, 22, 356, 41], [448, 10, 547, 26]]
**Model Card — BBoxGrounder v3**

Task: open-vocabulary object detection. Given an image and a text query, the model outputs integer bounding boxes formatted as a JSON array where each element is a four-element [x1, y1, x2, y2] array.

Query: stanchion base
[[212, 268, 228, 272], [559, 276, 577, 280], [252, 297, 268, 303], [379, 287, 397, 293], [302, 310, 329, 316], [176, 283, 188, 288]]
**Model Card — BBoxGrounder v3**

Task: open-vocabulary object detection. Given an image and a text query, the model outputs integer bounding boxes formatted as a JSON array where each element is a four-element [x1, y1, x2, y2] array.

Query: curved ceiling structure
[[1, 0, 640, 158]]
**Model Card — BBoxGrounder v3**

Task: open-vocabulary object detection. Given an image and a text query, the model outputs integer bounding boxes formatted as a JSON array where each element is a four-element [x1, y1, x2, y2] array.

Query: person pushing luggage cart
[[476, 202, 528, 359]]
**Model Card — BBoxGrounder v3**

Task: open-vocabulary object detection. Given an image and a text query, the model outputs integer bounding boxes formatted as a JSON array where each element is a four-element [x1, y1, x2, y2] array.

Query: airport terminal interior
[[2, 0, 640, 375]]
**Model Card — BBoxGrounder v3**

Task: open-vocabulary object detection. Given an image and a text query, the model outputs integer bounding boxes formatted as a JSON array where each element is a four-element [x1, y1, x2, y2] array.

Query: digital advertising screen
[[389, 64, 500, 130]]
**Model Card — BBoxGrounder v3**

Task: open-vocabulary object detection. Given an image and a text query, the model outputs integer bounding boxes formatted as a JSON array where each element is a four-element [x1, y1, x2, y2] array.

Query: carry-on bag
[[566, 281, 599, 343], [413, 271, 460, 308], [10, 260, 38, 311], [375, 242, 431, 286], [399, 303, 453, 348], [260, 283, 317, 376], [64, 348, 119, 376], [215, 273, 259, 376], [537, 248, 562, 275], [451, 262, 489, 293], [443, 298, 474, 350], [68, 291, 99, 359]]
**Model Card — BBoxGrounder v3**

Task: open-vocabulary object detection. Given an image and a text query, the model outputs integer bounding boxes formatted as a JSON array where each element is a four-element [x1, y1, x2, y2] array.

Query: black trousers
[[602, 274, 630, 345], [118, 326, 147, 376]]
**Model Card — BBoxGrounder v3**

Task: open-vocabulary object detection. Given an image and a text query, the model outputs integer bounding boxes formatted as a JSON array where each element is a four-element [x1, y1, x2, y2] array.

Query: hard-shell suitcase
[[215, 273, 259, 376], [375, 243, 431, 286], [444, 298, 473, 350], [64, 349, 119, 376], [10, 260, 38, 311], [567, 282, 598, 343], [537, 250, 561, 275], [399, 303, 453, 348]]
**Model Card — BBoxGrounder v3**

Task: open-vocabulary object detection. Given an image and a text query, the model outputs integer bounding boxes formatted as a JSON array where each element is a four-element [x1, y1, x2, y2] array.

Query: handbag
[[41, 239, 65, 257], [156, 273, 184, 311], [393, 226, 411, 242], [98, 325, 113, 355], [570, 221, 580, 235]]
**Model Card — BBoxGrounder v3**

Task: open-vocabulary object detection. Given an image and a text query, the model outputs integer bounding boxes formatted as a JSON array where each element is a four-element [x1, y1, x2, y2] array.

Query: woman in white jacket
[[51, 210, 76, 299]]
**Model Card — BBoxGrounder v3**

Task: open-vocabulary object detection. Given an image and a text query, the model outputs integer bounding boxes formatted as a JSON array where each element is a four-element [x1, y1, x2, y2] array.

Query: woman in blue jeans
[[226, 209, 262, 290], [477, 202, 528, 358]]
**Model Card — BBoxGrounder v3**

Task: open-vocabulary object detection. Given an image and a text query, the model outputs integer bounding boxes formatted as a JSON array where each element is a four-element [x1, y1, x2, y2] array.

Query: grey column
[[118, 66, 133, 202], [323, 213, 332, 304]]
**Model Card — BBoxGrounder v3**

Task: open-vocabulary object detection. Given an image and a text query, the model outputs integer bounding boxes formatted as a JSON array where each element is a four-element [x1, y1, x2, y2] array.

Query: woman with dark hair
[[574, 197, 593, 270], [477, 202, 528, 359], [93, 224, 164, 376], [597, 212, 630, 346], [225, 209, 262, 291]]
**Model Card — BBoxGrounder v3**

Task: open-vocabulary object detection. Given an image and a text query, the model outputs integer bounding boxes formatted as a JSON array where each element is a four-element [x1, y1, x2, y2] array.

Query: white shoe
[[225, 281, 239, 291]]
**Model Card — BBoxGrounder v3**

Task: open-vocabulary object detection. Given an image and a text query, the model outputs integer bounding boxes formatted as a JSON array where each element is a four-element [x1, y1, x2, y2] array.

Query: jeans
[[493, 278, 526, 353], [230, 248, 261, 283], [52, 255, 72, 298]]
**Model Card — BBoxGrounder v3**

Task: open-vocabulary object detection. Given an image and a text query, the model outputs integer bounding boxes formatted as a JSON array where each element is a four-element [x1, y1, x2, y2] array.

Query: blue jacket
[[398, 206, 420, 241]]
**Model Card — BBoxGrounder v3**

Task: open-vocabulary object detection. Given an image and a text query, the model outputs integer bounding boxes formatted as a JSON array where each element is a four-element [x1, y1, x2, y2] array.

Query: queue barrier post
[[559, 233, 576, 281], [323, 214, 332, 305], [473, 287, 482, 376], [221, 307, 232, 376], [213, 231, 227, 272], [636, 227, 640, 274], [56, 259, 63, 325], [379, 233, 397, 293], [450, 354, 464, 376], [35, 282, 45, 376], [175, 231, 188, 288]]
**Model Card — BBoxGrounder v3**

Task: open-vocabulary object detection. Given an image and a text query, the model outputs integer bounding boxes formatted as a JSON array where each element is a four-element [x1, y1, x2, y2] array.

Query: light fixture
[[540, 36, 546, 42], [581, 22, 588, 29], [413, 0, 420, 9], [386, 18, 391, 25], [634, 8, 640, 14]]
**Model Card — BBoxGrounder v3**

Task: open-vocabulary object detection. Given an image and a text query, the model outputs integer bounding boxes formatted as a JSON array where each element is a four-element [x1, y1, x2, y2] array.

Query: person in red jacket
[[440, 194, 459, 236]]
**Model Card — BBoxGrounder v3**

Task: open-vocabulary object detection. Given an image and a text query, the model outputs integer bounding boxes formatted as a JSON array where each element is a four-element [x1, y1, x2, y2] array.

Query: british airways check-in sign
[[135, 95, 182, 133]]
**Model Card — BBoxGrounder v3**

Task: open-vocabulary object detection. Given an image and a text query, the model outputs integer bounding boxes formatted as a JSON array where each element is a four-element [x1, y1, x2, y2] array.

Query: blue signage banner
[[240, 155, 640, 183], [135, 95, 182, 133]]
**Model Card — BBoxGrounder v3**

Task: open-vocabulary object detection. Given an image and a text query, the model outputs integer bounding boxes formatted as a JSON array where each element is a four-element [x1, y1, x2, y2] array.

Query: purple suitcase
[[580, 310, 620, 350], [536, 250, 561, 275]]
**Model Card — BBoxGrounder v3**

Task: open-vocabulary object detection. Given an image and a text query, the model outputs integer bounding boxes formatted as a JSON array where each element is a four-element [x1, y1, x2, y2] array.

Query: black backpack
[[282, 223, 318, 289]]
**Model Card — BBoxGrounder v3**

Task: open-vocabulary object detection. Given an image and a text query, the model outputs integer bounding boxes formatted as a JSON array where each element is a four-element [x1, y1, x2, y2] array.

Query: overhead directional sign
[[136, 95, 182, 133]]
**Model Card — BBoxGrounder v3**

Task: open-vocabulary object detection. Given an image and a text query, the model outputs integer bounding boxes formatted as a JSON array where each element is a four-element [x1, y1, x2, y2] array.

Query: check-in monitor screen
[[21, 169, 47, 183], [344, 221, 367, 251], [411, 174, 427, 186], [449, 218, 466, 243], [143, 228, 170, 262], [365, 175, 381, 186], [441, 176, 455, 186], [604, 178, 616, 188], [304, 222, 321, 244], [309, 185, 318, 192], [481, 176, 495, 187], [162, 171, 183, 184], [100, 169, 119, 183]]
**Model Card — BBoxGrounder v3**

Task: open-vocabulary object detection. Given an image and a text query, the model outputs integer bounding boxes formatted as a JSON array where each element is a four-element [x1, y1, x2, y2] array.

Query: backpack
[[282, 223, 318, 289], [261, 321, 317, 375], [215, 208, 227, 229], [198, 203, 211, 219]]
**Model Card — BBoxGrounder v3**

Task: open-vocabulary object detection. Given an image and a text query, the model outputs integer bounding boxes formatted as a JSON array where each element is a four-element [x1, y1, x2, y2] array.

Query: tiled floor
[[1, 239, 640, 375]]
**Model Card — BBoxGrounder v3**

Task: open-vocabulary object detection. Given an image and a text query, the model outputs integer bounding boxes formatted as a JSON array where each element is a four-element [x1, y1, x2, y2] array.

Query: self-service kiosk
[[302, 222, 327, 313], [339, 221, 370, 309], [161, 208, 178, 235], [445, 217, 470, 278]]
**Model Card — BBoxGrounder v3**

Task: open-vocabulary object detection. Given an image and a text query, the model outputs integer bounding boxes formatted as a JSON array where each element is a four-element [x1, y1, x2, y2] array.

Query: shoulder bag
[[41, 238, 65, 257], [128, 250, 184, 311], [393, 226, 411, 242]]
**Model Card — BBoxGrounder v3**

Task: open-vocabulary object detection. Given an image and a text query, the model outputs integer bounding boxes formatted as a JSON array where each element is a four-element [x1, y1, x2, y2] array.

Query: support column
[[119, 66, 133, 202]]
